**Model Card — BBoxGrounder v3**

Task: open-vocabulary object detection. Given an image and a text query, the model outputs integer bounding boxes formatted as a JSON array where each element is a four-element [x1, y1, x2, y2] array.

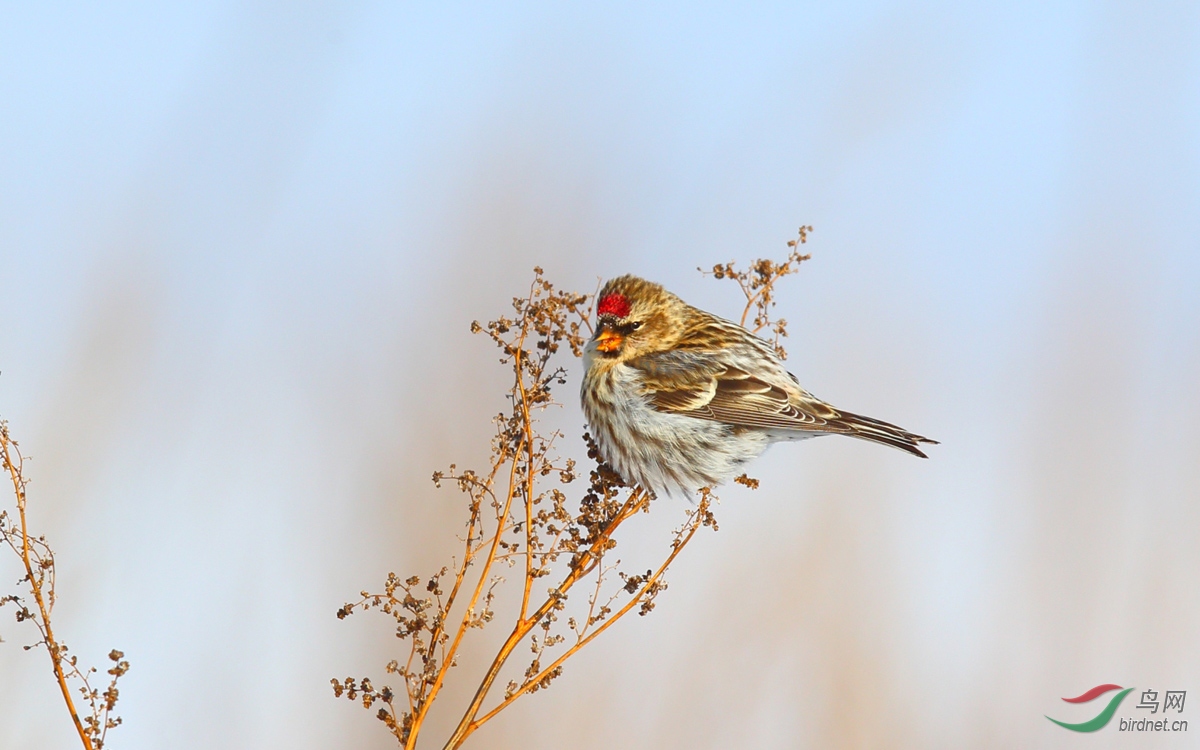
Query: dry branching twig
[[700, 225, 813, 360], [337, 236, 810, 748], [1, 420, 130, 750]]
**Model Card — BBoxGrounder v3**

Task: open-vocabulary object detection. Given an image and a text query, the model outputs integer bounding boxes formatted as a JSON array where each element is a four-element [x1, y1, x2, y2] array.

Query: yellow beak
[[594, 328, 624, 353]]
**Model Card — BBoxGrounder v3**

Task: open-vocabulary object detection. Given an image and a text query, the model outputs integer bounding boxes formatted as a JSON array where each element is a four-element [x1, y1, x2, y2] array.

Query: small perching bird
[[581, 274, 936, 496]]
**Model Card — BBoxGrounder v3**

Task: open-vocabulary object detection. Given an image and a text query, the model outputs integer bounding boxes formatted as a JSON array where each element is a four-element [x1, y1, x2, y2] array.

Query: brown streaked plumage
[[581, 274, 936, 496]]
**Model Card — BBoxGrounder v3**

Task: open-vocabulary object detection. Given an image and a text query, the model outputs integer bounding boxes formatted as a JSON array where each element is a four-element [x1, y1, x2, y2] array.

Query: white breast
[[582, 355, 772, 496]]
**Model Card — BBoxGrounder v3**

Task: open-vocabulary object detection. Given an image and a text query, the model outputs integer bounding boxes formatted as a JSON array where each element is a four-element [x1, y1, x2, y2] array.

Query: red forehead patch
[[597, 292, 631, 318]]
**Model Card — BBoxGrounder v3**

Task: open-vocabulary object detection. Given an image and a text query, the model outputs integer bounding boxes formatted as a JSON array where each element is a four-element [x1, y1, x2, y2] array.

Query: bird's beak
[[593, 328, 624, 353]]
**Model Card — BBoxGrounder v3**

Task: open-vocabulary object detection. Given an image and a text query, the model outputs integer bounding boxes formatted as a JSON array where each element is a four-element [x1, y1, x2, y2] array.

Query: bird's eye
[[629, 321, 643, 331]]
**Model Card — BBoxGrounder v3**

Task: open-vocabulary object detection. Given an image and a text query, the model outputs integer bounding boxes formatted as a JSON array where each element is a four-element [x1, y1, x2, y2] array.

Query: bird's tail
[[827, 409, 938, 458]]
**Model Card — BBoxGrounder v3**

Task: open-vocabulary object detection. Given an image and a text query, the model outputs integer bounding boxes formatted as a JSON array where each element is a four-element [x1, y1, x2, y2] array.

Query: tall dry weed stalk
[[1, 421, 130, 750], [334, 229, 812, 749]]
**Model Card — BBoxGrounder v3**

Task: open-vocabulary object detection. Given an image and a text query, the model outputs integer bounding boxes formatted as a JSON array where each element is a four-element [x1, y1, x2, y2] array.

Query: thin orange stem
[[408, 301, 537, 747], [442, 488, 647, 749], [405, 435, 525, 749], [516, 348, 536, 620], [425, 461, 505, 695], [469, 500, 708, 732], [2, 434, 94, 750]]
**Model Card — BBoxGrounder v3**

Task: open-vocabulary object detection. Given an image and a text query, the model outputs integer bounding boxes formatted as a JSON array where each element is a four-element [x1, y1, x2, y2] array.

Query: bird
[[580, 274, 936, 496]]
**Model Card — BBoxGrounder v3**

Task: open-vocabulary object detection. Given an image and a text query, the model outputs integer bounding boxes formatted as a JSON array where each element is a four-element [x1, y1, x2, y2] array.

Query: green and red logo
[[1046, 684, 1134, 732]]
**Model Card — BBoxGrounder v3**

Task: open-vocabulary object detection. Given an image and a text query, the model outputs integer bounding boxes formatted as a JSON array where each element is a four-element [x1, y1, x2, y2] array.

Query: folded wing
[[629, 351, 936, 458]]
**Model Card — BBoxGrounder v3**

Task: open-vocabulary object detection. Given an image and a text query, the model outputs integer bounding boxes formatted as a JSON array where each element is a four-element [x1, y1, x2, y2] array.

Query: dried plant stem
[[405, 443, 528, 746], [407, 313, 546, 746], [468, 496, 711, 733], [442, 487, 650, 750], [1, 429, 93, 750], [701, 226, 812, 359]]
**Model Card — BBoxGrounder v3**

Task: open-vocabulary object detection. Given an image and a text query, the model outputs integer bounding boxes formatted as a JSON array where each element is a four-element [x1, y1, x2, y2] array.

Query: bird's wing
[[627, 349, 841, 431], [627, 348, 937, 458]]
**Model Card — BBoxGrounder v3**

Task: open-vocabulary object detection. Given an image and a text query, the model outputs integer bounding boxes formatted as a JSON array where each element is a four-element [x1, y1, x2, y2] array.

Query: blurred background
[[2, 2, 1198, 748]]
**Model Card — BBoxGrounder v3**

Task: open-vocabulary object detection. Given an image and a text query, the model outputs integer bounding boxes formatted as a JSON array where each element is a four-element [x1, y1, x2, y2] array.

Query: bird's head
[[587, 275, 686, 362]]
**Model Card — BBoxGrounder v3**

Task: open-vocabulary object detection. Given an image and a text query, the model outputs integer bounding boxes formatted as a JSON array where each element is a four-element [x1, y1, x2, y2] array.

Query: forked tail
[[829, 410, 938, 458]]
